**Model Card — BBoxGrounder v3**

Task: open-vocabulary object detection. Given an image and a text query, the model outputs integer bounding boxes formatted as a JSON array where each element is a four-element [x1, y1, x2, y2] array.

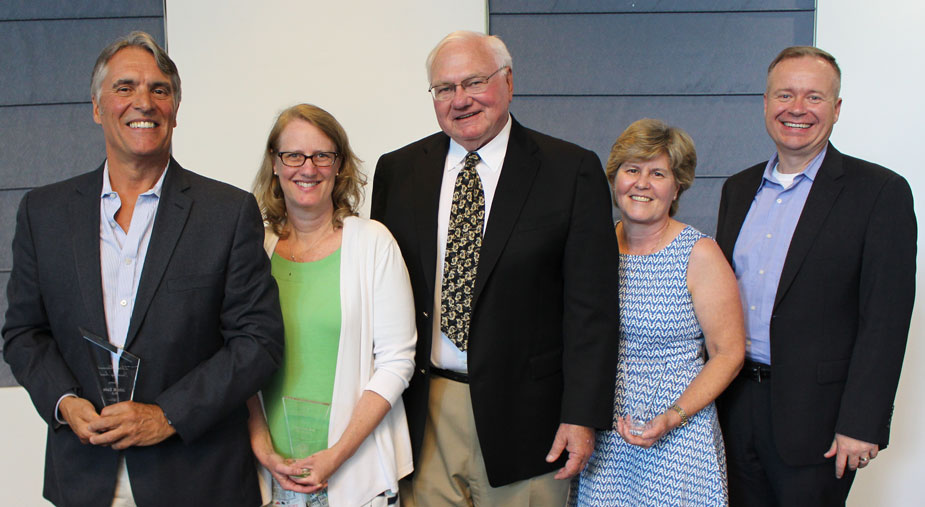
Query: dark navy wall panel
[[490, 0, 813, 245], [0, 190, 28, 272], [0, 272, 9, 386], [495, 12, 814, 95], [0, 104, 106, 188], [493, 0, 814, 13], [675, 178, 725, 239], [1, 18, 165, 106], [511, 95, 773, 177], [1, 0, 163, 19]]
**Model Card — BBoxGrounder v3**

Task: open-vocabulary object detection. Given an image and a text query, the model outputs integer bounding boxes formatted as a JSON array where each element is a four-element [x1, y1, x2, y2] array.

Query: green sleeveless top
[[262, 249, 342, 459]]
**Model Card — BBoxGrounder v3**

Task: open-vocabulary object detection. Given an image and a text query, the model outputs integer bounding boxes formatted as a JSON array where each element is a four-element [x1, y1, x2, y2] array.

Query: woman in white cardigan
[[247, 104, 416, 506]]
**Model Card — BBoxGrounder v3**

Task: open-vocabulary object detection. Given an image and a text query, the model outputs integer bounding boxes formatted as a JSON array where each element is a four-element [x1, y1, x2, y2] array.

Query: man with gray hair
[[3, 31, 283, 506], [716, 46, 916, 505], [372, 30, 619, 505]]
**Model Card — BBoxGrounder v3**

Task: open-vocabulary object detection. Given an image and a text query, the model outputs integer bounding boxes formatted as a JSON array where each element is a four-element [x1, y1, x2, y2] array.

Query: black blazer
[[371, 118, 620, 486], [3, 159, 284, 506], [715, 143, 916, 466]]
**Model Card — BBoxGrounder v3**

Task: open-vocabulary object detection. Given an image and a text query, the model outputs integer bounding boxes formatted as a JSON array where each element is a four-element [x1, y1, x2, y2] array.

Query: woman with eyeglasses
[[246, 104, 416, 506]]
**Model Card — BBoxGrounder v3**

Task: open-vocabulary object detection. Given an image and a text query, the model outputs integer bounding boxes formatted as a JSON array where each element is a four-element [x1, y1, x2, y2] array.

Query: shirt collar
[[762, 145, 827, 186], [101, 160, 169, 199], [446, 114, 512, 173]]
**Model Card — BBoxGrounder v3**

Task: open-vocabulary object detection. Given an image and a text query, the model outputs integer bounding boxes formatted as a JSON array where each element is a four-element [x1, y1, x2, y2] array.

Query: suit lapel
[[124, 159, 192, 349], [775, 144, 845, 308], [412, 135, 450, 301], [473, 119, 540, 304], [70, 166, 108, 338]]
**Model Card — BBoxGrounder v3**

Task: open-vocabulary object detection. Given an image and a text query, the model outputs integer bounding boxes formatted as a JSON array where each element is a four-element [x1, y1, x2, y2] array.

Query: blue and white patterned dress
[[571, 225, 727, 506]]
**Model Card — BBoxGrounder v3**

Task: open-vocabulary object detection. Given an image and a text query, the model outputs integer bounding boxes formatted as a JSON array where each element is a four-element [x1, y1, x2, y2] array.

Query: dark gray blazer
[[3, 158, 284, 506], [371, 118, 620, 486], [715, 143, 916, 466]]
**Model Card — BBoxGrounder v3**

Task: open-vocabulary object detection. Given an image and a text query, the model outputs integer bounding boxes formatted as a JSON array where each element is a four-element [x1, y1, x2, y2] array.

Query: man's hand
[[87, 401, 176, 450], [824, 432, 879, 478], [58, 396, 103, 444], [546, 423, 594, 479]]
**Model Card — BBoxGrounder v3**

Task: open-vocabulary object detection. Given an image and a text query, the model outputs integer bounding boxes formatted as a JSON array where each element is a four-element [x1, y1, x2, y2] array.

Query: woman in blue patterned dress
[[571, 119, 745, 506]]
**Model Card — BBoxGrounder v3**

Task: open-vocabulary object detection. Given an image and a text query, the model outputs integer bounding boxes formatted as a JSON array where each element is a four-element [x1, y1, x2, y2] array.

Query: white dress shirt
[[431, 115, 512, 372]]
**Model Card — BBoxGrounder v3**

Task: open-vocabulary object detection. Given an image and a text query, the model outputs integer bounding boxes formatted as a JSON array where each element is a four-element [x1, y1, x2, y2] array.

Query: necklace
[[620, 221, 673, 256], [286, 225, 335, 264]]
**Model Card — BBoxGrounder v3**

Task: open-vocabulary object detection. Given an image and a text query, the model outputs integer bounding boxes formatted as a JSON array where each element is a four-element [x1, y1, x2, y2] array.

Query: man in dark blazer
[[715, 46, 916, 506], [2, 32, 283, 506], [370, 31, 618, 505]]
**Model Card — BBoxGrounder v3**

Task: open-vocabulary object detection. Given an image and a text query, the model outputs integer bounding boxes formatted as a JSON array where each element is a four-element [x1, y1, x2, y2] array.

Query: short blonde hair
[[253, 104, 365, 236], [605, 118, 696, 217]]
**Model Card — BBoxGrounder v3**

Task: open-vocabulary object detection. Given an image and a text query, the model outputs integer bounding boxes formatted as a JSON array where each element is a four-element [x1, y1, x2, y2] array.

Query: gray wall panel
[[511, 95, 774, 177], [492, 0, 814, 13], [0, 273, 13, 388], [0, 104, 106, 188], [674, 177, 725, 236], [494, 11, 813, 95], [1, 0, 163, 20], [0, 190, 29, 271], [0, 17, 165, 106]]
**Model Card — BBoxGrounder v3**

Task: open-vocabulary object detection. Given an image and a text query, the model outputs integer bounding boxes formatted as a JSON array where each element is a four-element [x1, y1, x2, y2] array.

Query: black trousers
[[718, 375, 855, 507]]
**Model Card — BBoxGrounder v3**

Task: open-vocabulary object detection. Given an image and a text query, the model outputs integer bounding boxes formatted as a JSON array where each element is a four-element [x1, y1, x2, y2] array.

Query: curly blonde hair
[[253, 104, 365, 236]]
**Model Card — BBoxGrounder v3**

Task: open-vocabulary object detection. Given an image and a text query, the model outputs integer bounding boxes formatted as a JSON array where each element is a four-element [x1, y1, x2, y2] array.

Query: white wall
[[165, 0, 487, 217], [2, 1, 921, 505], [817, 1, 925, 505]]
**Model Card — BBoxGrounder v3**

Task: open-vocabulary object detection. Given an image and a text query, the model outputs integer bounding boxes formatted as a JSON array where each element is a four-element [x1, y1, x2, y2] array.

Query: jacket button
[[419, 368, 426, 375], [422, 311, 430, 319]]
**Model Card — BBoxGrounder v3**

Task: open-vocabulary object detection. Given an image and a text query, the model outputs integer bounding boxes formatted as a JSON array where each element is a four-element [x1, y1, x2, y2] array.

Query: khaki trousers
[[401, 375, 569, 506]]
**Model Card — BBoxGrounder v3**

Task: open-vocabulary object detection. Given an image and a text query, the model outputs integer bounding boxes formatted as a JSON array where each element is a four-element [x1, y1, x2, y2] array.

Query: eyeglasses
[[276, 151, 339, 168], [428, 66, 508, 101]]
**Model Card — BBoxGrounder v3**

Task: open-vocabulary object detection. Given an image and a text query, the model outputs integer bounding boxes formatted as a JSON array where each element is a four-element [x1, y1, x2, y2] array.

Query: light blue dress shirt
[[732, 148, 826, 364], [99, 164, 166, 367]]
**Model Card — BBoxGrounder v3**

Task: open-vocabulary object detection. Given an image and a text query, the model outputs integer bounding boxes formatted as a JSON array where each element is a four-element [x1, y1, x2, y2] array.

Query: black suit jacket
[[3, 159, 284, 506], [371, 118, 619, 486], [715, 143, 916, 466]]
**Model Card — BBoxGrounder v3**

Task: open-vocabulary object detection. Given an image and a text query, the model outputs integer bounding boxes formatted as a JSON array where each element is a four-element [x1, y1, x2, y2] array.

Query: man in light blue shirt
[[3, 31, 283, 506], [716, 46, 916, 506]]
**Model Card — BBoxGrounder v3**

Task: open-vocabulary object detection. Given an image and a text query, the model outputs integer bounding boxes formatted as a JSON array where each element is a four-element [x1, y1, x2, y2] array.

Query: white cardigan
[[260, 216, 416, 506]]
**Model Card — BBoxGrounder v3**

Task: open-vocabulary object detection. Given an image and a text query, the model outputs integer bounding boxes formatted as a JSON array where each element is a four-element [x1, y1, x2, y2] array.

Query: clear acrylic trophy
[[626, 360, 667, 436], [79, 327, 140, 406], [266, 396, 331, 507]]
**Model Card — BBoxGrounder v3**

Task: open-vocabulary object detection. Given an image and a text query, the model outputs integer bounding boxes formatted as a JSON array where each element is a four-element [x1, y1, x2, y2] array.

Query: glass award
[[79, 327, 140, 406], [625, 360, 667, 436], [264, 396, 331, 507], [282, 396, 331, 459]]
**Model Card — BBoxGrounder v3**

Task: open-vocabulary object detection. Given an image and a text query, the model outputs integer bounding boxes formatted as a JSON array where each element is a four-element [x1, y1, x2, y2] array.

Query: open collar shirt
[[99, 162, 167, 365], [732, 147, 826, 364]]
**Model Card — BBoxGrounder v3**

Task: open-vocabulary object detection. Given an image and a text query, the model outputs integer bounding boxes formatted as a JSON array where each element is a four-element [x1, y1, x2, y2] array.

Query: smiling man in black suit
[[716, 46, 916, 506], [371, 30, 619, 506]]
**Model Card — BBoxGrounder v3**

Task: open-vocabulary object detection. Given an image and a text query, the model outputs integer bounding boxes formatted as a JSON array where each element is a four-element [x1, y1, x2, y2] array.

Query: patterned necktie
[[441, 152, 484, 351]]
